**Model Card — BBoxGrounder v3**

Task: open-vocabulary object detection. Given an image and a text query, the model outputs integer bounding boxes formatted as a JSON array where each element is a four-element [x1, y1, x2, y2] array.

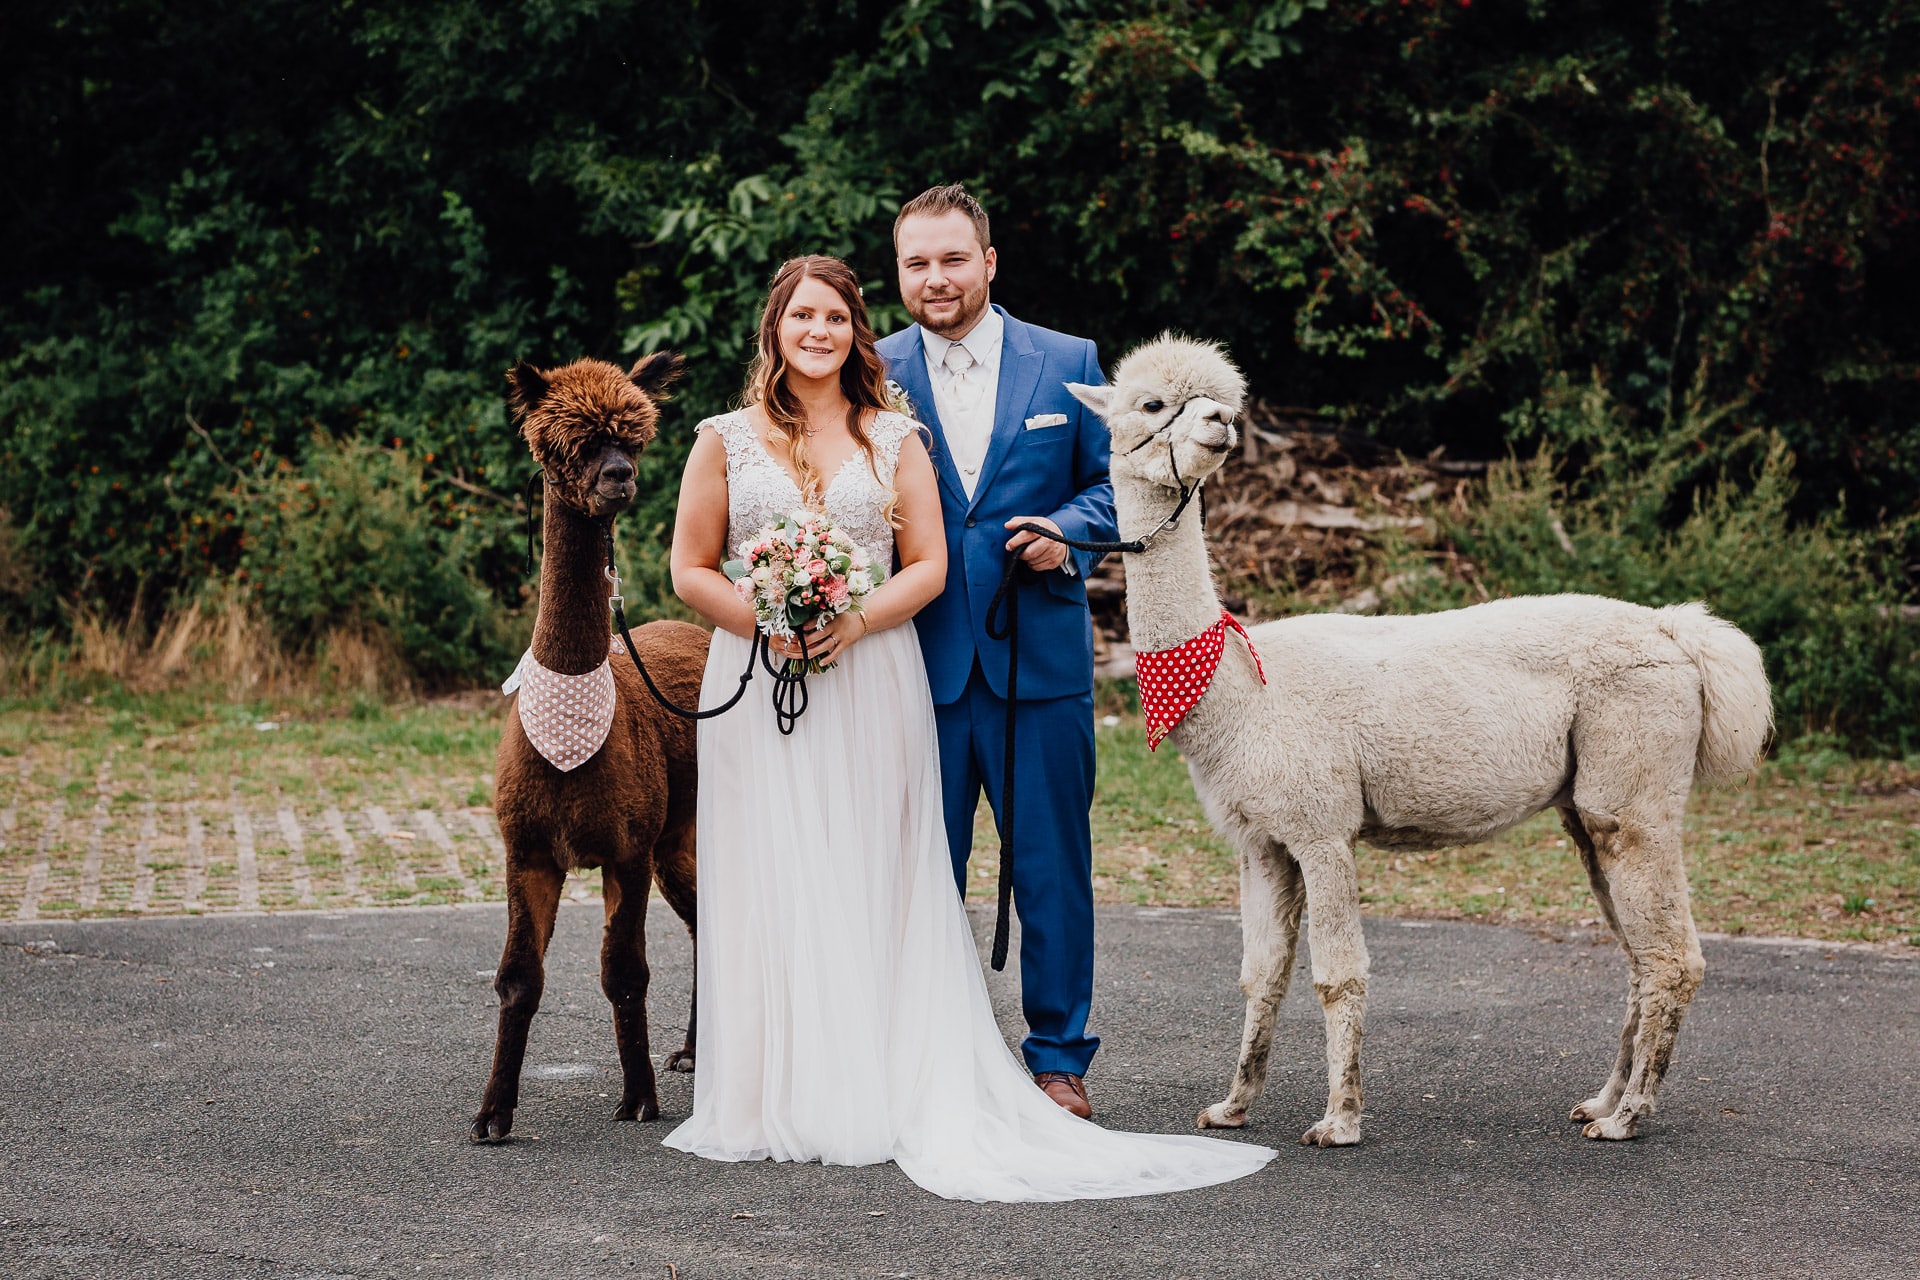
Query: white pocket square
[[1024, 413, 1069, 430]]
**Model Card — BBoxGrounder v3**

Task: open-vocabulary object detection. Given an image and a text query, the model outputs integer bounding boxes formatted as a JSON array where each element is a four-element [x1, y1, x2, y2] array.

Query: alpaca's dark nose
[[590, 450, 638, 514]]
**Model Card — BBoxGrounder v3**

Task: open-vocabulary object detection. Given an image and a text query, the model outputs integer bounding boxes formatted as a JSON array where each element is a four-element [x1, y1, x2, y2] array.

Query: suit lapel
[[891, 327, 968, 506], [968, 307, 1042, 512]]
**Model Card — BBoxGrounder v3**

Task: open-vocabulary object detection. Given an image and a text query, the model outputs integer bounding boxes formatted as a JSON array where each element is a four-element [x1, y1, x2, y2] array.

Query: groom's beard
[[906, 280, 991, 339]]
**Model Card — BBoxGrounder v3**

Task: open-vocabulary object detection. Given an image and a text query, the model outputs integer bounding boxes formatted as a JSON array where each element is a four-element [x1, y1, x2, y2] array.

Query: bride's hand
[[807, 611, 869, 666], [768, 612, 867, 665]]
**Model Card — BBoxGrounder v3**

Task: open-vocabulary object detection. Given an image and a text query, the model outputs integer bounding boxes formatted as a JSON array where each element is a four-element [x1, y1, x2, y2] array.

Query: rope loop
[[759, 627, 813, 736]]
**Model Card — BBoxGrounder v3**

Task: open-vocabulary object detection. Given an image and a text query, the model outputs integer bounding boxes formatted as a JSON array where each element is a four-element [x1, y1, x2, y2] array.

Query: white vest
[[921, 310, 1004, 499]]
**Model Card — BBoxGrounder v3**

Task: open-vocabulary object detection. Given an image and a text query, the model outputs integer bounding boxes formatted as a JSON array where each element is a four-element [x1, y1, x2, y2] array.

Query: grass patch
[[3, 685, 1914, 945], [968, 716, 1919, 947]]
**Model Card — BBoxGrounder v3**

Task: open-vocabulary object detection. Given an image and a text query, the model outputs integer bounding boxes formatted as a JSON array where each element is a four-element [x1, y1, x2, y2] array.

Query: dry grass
[[2, 591, 411, 702]]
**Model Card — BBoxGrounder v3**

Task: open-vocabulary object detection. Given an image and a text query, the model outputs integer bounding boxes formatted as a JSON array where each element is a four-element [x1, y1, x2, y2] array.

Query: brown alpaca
[[472, 353, 708, 1142]]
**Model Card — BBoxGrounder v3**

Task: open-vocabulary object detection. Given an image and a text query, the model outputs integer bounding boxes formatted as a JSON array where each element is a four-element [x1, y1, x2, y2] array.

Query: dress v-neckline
[[738, 410, 867, 506]]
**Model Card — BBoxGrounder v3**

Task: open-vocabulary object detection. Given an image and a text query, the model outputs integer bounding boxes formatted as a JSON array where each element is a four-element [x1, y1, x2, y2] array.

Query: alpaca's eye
[[1143, 400, 1165, 413]]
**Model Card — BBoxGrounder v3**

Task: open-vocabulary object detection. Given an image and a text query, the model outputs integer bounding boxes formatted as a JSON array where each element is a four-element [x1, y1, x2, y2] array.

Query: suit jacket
[[878, 304, 1117, 705]]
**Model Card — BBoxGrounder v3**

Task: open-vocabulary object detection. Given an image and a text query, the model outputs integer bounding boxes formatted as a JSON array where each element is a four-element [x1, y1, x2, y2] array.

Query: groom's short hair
[[895, 184, 991, 251]]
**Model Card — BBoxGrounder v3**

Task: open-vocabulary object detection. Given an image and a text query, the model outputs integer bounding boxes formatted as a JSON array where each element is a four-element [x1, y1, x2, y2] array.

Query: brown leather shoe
[[1034, 1071, 1093, 1119]]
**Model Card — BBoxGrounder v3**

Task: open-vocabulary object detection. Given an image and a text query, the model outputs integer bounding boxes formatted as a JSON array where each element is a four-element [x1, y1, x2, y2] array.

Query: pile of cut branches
[[1089, 402, 1485, 673]]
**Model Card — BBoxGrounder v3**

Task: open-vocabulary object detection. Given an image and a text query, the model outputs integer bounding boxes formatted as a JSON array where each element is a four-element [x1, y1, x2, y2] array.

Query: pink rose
[[808, 559, 829, 579]]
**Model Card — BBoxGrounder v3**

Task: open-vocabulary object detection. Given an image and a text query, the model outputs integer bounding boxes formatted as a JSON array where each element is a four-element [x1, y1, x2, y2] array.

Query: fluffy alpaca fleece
[[472, 352, 707, 1144], [1069, 335, 1772, 1146]]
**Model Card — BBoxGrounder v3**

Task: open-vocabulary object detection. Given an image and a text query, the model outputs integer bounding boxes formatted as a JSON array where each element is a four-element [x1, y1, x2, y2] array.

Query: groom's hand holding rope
[[1004, 515, 1069, 573]]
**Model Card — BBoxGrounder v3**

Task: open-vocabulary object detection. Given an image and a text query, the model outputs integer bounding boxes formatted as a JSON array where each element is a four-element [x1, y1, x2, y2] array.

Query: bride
[[664, 254, 1274, 1201]]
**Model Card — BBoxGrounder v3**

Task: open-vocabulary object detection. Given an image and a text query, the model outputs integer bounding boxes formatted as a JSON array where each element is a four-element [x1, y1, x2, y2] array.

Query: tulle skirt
[[662, 622, 1276, 1202]]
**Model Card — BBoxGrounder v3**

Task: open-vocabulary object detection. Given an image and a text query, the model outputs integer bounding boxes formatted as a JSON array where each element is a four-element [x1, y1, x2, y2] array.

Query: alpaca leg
[[1297, 839, 1369, 1148], [601, 860, 660, 1122], [1199, 839, 1304, 1130], [472, 854, 564, 1142], [1565, 677, 1705, 1141], [1561, 807, 1641, 1125], [1581, 817, 1704, 1141], [651, 823, 698, 1074]]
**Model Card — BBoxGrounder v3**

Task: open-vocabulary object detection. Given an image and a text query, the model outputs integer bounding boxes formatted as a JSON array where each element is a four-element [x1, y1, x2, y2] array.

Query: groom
[[878, 184, 1118, 1119]]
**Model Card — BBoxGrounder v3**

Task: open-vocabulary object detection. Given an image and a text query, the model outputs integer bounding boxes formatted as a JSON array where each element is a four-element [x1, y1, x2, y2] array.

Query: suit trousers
[[934, 661, 1099, 1077]]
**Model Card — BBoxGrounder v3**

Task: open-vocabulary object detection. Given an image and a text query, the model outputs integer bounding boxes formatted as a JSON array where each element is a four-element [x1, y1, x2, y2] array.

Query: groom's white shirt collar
[[920, 306, 1004, 373]]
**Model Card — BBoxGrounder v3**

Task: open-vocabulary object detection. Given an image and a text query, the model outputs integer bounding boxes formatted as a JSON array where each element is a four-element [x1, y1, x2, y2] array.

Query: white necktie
[[943, 342, 984, 413]]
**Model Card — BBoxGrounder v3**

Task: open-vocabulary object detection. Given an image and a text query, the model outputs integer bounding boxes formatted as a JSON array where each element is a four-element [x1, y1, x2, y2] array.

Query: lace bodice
[[699, 409, 917, 565]]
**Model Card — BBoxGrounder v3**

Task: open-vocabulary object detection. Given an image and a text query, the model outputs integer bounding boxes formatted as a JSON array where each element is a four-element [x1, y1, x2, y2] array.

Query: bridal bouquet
[[723, 510, 885, 671]]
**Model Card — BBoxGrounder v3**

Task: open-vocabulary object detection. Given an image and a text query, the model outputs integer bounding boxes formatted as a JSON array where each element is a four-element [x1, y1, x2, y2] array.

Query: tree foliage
[[3, 0, 1915, 730]]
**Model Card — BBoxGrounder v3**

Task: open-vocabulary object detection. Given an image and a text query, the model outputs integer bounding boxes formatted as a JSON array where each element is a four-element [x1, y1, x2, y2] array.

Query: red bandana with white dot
[[1135, 609, 1266, 751]]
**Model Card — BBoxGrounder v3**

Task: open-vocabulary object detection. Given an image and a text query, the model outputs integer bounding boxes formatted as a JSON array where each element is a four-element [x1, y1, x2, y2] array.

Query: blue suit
[[878, 305, 1117, 1077]]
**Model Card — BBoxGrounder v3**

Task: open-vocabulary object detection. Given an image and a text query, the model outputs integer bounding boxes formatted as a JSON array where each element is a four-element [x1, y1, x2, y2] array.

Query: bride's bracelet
[[854, 612, 871, 638]]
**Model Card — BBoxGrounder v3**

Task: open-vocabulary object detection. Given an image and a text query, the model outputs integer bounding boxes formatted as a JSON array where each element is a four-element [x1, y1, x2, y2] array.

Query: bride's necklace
[[798, 399, 852, 439]]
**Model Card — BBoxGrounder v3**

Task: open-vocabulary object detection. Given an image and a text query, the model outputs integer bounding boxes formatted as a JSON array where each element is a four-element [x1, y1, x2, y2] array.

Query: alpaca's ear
[[1065, 382, 1115, 423], [505, 361, 548, 420], [630, 351, 687, 399]]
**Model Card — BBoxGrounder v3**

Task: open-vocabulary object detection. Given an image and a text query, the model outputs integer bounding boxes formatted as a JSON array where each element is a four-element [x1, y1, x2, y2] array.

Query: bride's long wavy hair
[[743, 255, 900, 524]]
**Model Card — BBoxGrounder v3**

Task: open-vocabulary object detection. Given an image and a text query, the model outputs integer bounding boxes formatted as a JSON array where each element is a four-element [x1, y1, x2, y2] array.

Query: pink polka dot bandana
[[500, 637, 624, 772], [1135, 609, 1267, 751]]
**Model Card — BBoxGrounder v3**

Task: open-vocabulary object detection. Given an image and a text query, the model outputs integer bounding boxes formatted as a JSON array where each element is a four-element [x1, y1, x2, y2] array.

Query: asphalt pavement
[[1, 903, 1914, 1279]]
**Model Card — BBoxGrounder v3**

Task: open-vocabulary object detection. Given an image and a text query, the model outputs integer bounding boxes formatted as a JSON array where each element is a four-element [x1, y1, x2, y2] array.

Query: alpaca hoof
[[1582, 1113, 1639, 1141], [470, 1109, 514, 1143], [613, 1097, 660, 1123], [1569, 1096, 1613, 1123], [1197, 1103, 1248, 1129], [1299, 1117, 1361, 1148], [665, 1047, 695, 1074]]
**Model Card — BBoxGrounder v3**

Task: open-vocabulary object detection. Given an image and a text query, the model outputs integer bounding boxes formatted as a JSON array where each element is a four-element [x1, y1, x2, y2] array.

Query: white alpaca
[[1067, 336, 1772, 1146]]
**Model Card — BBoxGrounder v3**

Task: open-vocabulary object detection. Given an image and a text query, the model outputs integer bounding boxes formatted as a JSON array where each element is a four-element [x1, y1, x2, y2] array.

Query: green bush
[[3, 0, 1913, 721], [239, 437, 514, 684], [1385, 390, 1919, 752]]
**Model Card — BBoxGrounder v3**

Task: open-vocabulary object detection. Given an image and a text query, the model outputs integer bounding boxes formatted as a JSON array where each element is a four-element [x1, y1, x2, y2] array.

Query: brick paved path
[[0, 750, 600, 920]]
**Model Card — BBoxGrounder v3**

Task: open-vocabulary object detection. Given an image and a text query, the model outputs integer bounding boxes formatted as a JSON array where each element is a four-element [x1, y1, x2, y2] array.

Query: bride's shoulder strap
[[697, 409, 754, 458], [871, 409, 921, 463]]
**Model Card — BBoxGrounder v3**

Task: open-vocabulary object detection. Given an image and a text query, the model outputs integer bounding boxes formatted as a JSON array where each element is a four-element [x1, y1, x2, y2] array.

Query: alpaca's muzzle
[[1187, 400, 1237, 453]]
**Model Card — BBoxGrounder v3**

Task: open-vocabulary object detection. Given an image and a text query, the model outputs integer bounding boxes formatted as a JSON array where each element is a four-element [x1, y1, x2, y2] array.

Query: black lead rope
[[758, 624, 813, 736], [539, 429, 1203, 967], [522, 475, 827, 730], [600, 522, 758, 722], [978, 437, 1203, 971]]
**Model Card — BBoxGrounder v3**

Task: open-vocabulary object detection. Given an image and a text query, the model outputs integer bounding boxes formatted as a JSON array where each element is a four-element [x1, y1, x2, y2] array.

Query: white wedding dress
[[662, 409, 1276, 1201]]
